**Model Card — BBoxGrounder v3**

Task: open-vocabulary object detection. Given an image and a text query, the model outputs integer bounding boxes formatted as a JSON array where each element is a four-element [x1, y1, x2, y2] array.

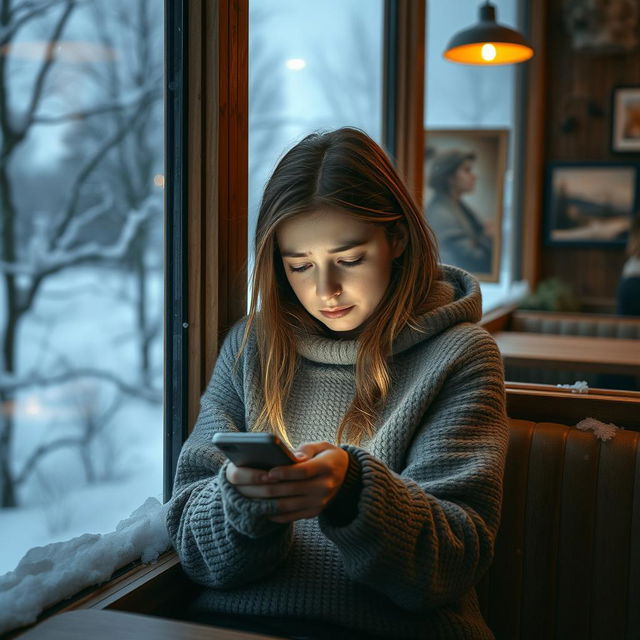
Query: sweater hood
[[295, 264, 482, 365]]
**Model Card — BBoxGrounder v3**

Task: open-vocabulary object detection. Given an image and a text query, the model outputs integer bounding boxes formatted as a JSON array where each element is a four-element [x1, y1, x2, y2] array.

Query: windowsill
[[7, 552, 189, 639]]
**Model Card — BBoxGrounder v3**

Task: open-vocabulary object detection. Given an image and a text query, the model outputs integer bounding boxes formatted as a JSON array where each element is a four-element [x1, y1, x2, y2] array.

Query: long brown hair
[[241, 127, 440, 445]]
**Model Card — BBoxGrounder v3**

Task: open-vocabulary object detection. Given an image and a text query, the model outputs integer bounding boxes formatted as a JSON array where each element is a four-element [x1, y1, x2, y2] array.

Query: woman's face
[[276, 208, 404, 337], [449, 160, 477, 195]]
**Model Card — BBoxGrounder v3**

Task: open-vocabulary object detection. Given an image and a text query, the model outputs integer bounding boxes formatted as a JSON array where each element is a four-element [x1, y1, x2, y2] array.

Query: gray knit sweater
[[166, 265, 508, 639]]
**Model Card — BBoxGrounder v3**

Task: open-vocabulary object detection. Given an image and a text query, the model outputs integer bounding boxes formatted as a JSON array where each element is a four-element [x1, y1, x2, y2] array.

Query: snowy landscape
[[0, 267, 164, 577], [0, 0, 165, 587]]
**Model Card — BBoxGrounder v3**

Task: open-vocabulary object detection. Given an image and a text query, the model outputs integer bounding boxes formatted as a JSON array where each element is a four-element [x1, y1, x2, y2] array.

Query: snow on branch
[[43, 196, 160, 271], [53, 90, 158, 243], [0, 498, 171, 634], [55, 190, 114, 251], [0, 194, 160, 280]]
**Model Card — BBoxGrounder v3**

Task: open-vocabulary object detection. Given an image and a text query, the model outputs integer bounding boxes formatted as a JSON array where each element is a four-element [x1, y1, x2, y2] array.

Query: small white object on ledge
[[557, 380, 589, 393], [576, 417, 620, 441]]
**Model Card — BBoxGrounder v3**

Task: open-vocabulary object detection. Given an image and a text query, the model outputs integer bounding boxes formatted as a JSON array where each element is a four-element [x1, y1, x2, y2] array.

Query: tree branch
[[15, 436, 84, 485], [0, 366, 161, 403], [31, 86, 161, 124], [1, 0, 70, 46], [16, 0, 76, 139], [15, 194, 160, 313], [55, 190, 114, 250], [52, 87, 159, 244]]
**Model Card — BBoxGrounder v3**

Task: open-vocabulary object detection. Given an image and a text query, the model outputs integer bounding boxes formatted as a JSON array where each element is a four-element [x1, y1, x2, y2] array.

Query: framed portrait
[[423, 129, 508, 282], [611, 85, 640, 153], [544, 162, 638, 247]]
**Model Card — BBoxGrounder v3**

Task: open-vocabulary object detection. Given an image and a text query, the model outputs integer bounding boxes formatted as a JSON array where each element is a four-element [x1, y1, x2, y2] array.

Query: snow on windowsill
[[0, 497, 171, 635]]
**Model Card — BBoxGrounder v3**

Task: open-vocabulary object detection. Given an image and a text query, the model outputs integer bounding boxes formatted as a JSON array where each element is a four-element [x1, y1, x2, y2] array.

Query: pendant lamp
[[443, 1, 534, 65]]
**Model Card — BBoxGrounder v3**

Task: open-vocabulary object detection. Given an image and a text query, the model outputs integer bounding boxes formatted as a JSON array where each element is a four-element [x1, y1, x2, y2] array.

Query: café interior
[[3, 1, 640, 639]]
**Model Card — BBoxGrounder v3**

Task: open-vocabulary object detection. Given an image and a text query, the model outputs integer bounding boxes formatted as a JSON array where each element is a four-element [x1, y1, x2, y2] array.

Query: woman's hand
[[225, 441, 349, 523]]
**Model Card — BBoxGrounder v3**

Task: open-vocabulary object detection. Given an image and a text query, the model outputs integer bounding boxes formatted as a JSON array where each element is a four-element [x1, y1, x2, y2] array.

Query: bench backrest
[[478, 419, 640, 640], [510, 311, 640, 339]]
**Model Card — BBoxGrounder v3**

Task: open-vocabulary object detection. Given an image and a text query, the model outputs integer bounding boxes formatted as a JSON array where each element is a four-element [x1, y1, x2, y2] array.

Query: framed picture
[[423, 129, 508, 282], [544, 162, 638, 246], [611, 86, 640, 153]]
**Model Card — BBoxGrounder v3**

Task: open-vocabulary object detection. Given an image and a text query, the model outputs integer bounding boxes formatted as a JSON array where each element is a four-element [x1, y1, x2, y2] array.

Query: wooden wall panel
[[540, 0, 640, 310]]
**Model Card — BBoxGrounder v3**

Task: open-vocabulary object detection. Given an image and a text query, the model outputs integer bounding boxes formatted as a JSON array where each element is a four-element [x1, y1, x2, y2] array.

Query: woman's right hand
[[225, 455, 308, 498]]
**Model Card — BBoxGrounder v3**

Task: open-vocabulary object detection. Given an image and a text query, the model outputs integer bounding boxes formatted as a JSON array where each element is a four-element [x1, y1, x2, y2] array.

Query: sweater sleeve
[[165, 321, 293, 588], [318, 330, 508, 612]]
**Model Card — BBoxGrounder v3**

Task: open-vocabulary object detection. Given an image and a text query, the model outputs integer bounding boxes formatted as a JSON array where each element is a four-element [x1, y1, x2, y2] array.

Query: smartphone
[[212, 432, 298, 470]]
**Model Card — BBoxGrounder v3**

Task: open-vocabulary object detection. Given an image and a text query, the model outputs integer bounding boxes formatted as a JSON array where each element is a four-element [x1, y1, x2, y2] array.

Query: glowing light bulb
[[481, 43, 497, 61], [153, 174, 165, 188], [285, 58, 306, 71]]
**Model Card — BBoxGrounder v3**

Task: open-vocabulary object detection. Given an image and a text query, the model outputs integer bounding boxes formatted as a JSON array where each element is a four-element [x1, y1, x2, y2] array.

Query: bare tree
[[0, 0, 161, 507]]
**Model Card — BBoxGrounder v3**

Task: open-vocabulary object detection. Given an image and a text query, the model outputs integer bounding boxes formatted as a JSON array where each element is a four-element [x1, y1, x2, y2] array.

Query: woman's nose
[[316, 269, 342, 300]]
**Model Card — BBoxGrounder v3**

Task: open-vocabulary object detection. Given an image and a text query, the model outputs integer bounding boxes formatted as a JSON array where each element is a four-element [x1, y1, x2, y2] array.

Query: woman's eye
[[340, 256, 364, 267], [289, 256, 364, 273]]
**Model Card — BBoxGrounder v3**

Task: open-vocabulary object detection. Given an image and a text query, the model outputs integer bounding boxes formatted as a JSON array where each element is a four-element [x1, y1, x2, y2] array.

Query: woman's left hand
[[237, 441, 349, 523]]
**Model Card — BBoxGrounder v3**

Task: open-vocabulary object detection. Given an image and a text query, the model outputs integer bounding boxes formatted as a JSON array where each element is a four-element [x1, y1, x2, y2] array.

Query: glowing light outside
[[24, 397, 42, 416], [153, 174, 165, 188], [285, 58, 306, 71], [481, 43, 497, 61]]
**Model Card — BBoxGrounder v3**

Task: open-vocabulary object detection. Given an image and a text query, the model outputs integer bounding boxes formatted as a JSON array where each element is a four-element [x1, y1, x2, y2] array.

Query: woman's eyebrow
[[281, 240, 368, 258]]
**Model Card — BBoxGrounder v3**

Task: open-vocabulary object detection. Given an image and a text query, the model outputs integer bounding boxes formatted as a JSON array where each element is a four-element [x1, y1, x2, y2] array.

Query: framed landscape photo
[[611, 85, 640, 153], [423, 129, 508, 282], [544, 162, 638, 246]]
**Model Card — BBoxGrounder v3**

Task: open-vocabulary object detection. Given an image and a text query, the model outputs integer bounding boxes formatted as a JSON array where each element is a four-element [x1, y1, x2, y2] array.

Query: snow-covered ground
[[1, 266, 164, 577]]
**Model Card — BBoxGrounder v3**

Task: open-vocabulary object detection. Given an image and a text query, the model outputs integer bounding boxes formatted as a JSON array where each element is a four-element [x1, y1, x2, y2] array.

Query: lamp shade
[[443, 2, 534, 65]]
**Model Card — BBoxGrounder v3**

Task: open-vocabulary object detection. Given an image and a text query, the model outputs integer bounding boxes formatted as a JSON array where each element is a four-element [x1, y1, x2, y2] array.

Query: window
[[248, 0, 384, 259], [424, 0, 529, 312], [0, 0, 164, 577]]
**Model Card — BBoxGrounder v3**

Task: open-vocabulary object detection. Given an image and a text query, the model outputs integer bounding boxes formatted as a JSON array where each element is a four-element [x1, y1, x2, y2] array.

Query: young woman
[[167, 128, 508, 639], [425, 149, 494, 275]]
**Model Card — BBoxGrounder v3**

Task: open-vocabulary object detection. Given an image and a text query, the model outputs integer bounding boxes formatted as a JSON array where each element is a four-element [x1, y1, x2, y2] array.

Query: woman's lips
[[320, 305, 354, 319]]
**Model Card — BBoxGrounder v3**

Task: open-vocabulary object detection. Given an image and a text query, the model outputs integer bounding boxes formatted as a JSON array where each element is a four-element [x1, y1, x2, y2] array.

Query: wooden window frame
[[383, 0, 425, 202]]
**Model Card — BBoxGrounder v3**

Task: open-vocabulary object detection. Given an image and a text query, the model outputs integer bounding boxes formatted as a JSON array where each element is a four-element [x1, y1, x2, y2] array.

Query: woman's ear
[[391, 223, 408, 259]]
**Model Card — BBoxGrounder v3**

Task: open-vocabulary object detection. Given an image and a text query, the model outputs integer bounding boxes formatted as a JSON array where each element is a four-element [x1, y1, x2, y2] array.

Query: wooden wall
[[540, 0, 640, 311]]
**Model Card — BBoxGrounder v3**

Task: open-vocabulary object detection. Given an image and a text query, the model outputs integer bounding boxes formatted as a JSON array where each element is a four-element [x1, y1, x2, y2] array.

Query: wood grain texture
[[387, 0, 425, 204], [495, 330, 640, 374], [505, 382, 640, 430], [188, 0, 249, 431], [187, 0, 205, 432], [520, 0, 548, 288], [15, 609, 283, 640]]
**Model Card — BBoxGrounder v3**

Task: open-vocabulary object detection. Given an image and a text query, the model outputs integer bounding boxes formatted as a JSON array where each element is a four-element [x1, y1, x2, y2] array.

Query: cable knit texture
[[166, 265, 508, 639]]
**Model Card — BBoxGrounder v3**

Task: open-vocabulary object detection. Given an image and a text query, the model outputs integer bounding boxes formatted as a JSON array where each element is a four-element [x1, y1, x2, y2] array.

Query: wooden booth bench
[[14, 396, 640, 640]]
